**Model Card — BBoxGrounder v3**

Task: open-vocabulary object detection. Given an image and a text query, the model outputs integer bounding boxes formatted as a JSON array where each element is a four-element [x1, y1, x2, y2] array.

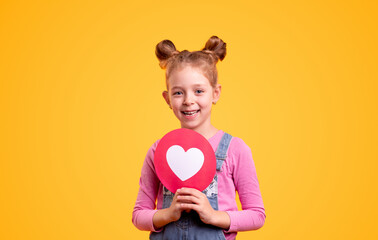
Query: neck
[[181, 122, 218, 140]]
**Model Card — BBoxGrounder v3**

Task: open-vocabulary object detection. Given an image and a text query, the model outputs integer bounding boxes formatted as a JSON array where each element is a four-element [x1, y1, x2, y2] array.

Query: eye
[[173, 91, 183, 96], [195, 89, 204, 94]]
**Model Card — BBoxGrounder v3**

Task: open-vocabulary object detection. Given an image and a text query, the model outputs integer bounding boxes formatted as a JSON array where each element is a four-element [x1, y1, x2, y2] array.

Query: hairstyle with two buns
[[155, 36, 227, 88]]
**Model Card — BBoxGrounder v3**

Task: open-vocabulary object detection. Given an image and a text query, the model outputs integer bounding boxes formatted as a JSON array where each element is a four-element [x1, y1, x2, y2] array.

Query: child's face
[[163, 66, 221, 132]]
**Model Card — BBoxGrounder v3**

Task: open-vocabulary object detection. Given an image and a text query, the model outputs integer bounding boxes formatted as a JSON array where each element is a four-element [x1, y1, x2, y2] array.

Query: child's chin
[[181, 123, 199, 130]]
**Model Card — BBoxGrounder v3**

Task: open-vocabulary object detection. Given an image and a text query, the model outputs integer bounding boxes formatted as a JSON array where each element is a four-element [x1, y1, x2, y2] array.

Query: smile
[[181, 110, 200, 116]]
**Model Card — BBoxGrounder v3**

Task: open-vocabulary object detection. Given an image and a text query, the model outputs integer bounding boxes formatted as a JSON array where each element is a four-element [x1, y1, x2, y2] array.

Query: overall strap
[[215, 132, 233, 171]]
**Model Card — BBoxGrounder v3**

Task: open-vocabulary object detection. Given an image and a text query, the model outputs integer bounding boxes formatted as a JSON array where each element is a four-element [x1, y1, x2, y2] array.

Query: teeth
[[183, 110, 199, 116]]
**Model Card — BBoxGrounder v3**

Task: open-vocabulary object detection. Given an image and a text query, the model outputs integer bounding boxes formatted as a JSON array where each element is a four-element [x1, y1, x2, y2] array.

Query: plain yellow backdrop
[[1, 0, 377, 239]]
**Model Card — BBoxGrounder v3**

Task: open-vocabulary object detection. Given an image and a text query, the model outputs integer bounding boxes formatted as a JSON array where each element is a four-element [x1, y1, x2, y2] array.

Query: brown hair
[[155, 36, 227, 88]]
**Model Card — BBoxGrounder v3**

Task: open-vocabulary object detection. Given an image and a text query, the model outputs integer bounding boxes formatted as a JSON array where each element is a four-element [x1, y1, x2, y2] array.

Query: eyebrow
[[170, 87, 182, 91], [170, 84, 206, 90]]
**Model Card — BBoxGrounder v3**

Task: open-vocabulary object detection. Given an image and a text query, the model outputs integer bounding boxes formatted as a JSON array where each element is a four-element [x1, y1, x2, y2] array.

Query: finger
[[173, 190, 180, 197], [177, 188, 202, 197], [172, 189, 183, 201], [177, 195, 200, 204], [179, 203, 200, 212]]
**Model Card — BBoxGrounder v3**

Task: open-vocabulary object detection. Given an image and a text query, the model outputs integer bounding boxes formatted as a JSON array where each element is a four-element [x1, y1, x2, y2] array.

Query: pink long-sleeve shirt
[[132, 130, 266, 239]]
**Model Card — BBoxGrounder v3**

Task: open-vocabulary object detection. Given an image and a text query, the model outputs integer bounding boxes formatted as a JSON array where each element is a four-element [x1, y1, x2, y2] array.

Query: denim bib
[[150, 132, 233, 240]]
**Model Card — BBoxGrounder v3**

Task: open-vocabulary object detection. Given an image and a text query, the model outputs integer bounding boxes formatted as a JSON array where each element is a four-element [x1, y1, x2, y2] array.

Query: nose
[[183, 93, 194, 105]]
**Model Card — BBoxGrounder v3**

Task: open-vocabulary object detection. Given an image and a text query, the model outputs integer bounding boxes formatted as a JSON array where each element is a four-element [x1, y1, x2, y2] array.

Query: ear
[[212, 84, 221, 104], [162, 90, 171, 108]]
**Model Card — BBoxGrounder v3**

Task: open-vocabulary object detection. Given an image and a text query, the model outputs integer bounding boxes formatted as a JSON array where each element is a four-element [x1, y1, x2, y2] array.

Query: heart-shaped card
[[154, 128, 216, 193]]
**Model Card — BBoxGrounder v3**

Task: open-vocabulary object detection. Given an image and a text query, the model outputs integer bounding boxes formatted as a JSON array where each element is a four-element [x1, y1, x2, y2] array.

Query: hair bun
[[155, 40, 179, 69], [202, 36, 227, 62]]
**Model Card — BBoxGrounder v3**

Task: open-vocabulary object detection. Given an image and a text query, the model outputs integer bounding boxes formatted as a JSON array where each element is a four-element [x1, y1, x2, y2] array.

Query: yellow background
[[1, 1, 377, 239]]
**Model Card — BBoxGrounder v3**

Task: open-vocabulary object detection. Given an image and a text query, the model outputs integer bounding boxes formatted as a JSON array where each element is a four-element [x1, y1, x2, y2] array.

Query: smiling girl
[[132, 36, 266, 240]]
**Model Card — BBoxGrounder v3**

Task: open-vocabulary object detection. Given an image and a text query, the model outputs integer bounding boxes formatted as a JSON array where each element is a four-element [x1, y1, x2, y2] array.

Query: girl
[[132, 36, 266, 240]]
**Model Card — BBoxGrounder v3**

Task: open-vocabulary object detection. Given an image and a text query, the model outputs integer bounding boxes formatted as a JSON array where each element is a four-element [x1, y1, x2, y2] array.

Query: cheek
[[170, 99, 181, 108], [200, 97, 213, 107]]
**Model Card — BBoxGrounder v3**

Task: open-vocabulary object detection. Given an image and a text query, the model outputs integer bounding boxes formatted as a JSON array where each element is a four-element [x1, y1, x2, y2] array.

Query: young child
[[132, 36, 266, 240]]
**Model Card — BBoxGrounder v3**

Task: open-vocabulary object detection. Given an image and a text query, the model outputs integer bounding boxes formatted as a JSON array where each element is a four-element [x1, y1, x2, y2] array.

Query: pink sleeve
[[225, 138, 266, 232], [132, 141, 162, 232]]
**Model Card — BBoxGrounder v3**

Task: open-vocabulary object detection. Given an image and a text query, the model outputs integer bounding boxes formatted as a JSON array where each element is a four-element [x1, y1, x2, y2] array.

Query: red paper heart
[[154, 128, 216, 193]]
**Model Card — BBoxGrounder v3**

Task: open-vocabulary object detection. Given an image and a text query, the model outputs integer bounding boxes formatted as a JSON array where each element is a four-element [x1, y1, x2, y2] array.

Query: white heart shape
[[166, 145, 204, 181]]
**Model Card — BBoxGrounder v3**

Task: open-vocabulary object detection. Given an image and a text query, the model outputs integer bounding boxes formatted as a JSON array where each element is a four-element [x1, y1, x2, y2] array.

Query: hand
[[166, 190, 184, 222], [153, 191, 183, 229], [153, 188, 230, 230], [176, 187, 216, 225]]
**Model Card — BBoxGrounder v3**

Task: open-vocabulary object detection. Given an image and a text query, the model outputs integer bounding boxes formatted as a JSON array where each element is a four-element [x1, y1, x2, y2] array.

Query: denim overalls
[[150, 132, 233, 240]]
